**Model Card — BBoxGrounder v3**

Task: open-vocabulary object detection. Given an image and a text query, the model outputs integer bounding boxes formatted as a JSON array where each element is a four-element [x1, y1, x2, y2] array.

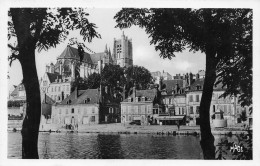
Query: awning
[[156, 116, 185, 121], [133, 116, 141, 120]]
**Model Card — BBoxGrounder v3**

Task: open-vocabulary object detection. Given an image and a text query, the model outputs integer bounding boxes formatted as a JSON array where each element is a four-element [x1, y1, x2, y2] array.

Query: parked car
[[129, 121, 141, 125]]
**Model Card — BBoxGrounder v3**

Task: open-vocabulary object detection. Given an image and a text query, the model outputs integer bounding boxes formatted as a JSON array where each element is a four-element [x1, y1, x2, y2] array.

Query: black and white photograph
[[1, 0, 259, 165]]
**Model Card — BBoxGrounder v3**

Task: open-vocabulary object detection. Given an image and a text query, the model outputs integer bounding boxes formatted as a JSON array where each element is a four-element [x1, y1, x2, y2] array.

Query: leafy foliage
[[215, 130, 252, 160], [8, 8, 101, 65], [124, 65, 153, 90], [101, 64, 125, 94], [71, 73, 101, 91], [241, 110, 248, 122]]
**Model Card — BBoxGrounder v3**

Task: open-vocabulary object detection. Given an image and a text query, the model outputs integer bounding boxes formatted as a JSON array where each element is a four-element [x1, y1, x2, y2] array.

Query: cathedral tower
[[113, 32, 133, 68]]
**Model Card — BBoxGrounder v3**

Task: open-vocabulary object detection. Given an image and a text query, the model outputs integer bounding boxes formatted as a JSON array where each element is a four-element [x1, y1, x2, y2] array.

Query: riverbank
[[8, 123, 250, 136]]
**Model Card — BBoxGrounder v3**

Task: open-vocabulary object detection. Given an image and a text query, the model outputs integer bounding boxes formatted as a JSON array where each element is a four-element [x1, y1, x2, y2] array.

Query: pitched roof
[[188, 78, 226, 91], [163, 79, 185, 93], [42, 94, 55, 104], [90, 52, 106, 64], [123, 89, 157, 102], [41, 94, 55, 116], [189, 78, 204, 91], [10, 83, 25, 97], [59, 89, 100, 105], [58, 46, 93, 63], [46, 72, 62, 83]]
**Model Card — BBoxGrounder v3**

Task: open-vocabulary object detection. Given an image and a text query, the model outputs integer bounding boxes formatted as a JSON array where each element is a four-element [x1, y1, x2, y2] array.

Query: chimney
[[189, 72, 193, 86], [175, 83, 180, 94], [75, 86, 78, 99], [133, 83, 136, 102], [196, 73, 199, 79]]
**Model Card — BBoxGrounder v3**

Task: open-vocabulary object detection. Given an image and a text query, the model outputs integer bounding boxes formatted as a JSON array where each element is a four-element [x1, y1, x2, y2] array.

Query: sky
[[7, 8, 206, 92]]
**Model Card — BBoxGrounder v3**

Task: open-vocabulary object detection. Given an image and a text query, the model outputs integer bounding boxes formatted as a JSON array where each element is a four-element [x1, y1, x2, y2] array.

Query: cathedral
[[40, 32, 133, 102], [45, 32, 133, 80]]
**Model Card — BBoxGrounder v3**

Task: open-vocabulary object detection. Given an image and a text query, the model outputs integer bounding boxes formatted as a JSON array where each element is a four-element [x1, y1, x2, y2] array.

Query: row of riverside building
[[48, 72, 252, 128], [8, 32, 252, 129]]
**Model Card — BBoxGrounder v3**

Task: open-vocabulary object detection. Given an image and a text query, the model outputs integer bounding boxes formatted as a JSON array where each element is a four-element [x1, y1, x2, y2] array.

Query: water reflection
[[9, 132, 205, 159], [96, 134, 124, 159]]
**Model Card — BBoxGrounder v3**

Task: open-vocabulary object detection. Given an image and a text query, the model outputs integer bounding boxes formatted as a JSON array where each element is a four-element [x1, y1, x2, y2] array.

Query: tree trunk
[[19, 44, 41, 159], [199, 48, 217, 159], [10, 8, 42, 159]]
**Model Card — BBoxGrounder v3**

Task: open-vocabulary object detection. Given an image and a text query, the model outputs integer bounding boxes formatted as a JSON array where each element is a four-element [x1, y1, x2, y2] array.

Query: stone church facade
[[40, 32, 133, 102]]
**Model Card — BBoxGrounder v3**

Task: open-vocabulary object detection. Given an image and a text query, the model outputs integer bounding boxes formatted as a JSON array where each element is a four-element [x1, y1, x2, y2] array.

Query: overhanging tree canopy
[[8, 8, 101, 158], [114, 8, 252, 159]]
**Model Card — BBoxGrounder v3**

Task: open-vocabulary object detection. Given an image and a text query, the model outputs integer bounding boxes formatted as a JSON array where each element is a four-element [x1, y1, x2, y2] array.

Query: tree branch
[[8, 52, 20, 66]]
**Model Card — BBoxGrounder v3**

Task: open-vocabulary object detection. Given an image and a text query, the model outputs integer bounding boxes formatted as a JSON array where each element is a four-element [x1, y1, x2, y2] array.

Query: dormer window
[[141, 96, 146, 101], [67, 99, 71, 104], [128, 97, 131, 102], [135, 97, 139, 102], [84, 98, 91, 103]]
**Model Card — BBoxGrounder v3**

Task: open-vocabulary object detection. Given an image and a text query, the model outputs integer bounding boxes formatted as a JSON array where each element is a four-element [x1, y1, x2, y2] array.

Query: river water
[[8, 132, 236, 159]]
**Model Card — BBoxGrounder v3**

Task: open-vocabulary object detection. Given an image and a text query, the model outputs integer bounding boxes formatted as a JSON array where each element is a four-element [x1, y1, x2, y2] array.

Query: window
[[196, 95, 199, 102], [109, 107, 113, 114], [58, 87, 60, 92], [134, 106, 138, 114], [141, 105, 146, 114], [189, 95, 193, 102], [71, 108, 74, 113], [66, 109, 68, 114], [122, 106, 126, 114], [224, 105, 227, 115], [128, 106, 131, 114], [147, 105, 151, 114], [91, 116, 95, 122], [67, 100, 71, 104], [92, 107, 95, 114], [78, 109, 80, 114], [228, 105, 231, 115], [190, 106, 194, 114], [128, 115, 132, 121], [182, 107, 185, 115], [196, 106, 200, 114], [213, 105, 216, 113], [138, 106, 141, 114]]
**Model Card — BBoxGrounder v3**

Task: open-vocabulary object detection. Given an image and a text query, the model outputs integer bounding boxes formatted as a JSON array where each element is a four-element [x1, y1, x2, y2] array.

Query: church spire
[[108, 47, 111, 56], [104, 44, 108, 53]]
